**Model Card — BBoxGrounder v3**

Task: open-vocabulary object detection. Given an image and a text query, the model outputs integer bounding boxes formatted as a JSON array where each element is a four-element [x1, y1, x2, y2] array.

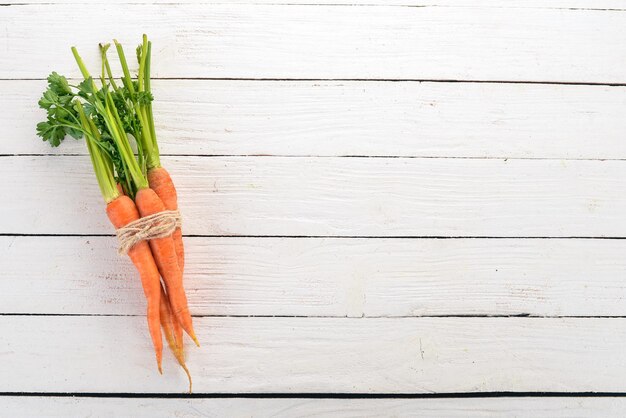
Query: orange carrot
[[159, 285, 183, 359], [159, 284, 192, 393], [171, 302, 184, 354], [135, 187, 199, 346], [127, 179, 185, 351], [106, 195, 163, 372], [148, 167, 184, 271]]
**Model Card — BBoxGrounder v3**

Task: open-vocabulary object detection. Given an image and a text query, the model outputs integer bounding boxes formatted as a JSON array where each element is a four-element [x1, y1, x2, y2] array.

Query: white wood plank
[[9, 80, 626, 159], [2, 236, 626, 317], [8, 0, 626, 9], [1, 316, 624, 392], [2, 397, 625, 418], [3, 5, 626, 82], [2, 156, 626, 236]]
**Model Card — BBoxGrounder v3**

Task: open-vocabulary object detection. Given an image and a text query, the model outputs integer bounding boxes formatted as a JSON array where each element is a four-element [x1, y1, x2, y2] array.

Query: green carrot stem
[[71, 47, 90, 79], [114, 40, 136, 96], [144, 39, 151, 93], [86, 117, 115, 180], [76, 102, 119, 203], [71, 47, 99, 92], [100, 44, 119, 91], [113, 36, 161, 170], [71, 48, 136, 196], [145, 39, 160, 165], [138, 35, 148, 93], [104, 92, 148, 190]]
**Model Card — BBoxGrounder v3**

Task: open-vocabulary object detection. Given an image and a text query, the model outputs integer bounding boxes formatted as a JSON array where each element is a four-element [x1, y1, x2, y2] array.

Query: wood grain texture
[[2, 397, 625, 418], [9, 0, 626, 7], [2, 156, 626, 237], [1, 316, 625, 393], [9, 80, 626, 159], [3, 236, 626, 317], [3, 0, 626, 403], [3, 4, 626, 82]]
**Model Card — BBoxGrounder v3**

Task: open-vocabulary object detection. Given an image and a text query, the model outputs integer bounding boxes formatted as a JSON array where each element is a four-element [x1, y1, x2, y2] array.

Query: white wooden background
[[1, 0, 626, 416]]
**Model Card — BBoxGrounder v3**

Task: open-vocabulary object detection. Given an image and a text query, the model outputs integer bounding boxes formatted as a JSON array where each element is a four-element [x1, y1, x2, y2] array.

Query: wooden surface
[[4, 156, 626, 236], [3, 236, 626, 317], [1, 0, 625, 415], [3, 4, 626, 82], [5, 81, 626, 159], [2, 316, 626, 393], [4, 397, 626, 418]]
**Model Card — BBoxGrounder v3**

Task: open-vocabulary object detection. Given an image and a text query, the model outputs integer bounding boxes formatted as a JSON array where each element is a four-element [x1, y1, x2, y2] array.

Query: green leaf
[[38, 89, 58, 110], [66, 126, 83, 139], [136, 91, 153, 106], [36, 120, 66, 147], [77, 78, 95, 98], [47, 72, 72, 95], [36, 72, 84, 147], [49, 105, 69, 120], [83, 102, 95, 116]]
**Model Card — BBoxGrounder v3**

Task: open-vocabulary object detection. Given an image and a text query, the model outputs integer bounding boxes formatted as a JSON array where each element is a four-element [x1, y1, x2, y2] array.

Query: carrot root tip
[[182, 363, 193, 394], [191, 333, 200, 347], [185, 369, 193, 394]]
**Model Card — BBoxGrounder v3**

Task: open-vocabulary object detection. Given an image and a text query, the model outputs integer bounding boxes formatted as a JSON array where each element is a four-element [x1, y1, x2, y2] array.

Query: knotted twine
[[116, 210, 182, 255]]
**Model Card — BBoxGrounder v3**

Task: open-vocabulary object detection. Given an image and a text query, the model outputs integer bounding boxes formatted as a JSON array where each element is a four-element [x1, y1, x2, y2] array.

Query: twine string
[[116, 210, 182, 255]]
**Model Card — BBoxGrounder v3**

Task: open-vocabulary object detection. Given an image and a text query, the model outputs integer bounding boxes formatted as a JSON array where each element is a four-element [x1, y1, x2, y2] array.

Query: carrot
[[159, 285, 192, 393], [118, 179, 188, 357], [106, 195, 164, 373], [171, 302, 184, 355], [148, 167, 184, 271], [73, 101, 166, 373], [135, 187, 199, 346], [113, 38, 194, 344], [79, 64, 198, 348], [40, 43, 198, 383], [139, 175, 185, 352], [114, 183, 172, 373]]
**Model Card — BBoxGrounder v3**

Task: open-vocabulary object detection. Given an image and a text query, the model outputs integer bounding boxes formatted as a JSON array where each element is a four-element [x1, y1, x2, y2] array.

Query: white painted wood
[[3, 236, 626, 317], [3, 4, 626, 82], [8, 0, 626, 9], [2, 397, 625, 418], [2, 156, 626, 236], [1, 316, 625, 393], [4, 0, 626, 403], [9, 80, 626, 159]]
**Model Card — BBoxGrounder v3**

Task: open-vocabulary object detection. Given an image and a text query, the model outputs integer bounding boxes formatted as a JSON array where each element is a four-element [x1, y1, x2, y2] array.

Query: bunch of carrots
[[36, 35, 196, 391]]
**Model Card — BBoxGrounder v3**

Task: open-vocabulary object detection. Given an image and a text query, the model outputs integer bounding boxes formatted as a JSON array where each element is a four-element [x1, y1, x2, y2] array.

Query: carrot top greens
[[36, 35, 159, 200], [114, 35, 160, 169], [36, 72, 85, 146], [75, 102, 119, 203]]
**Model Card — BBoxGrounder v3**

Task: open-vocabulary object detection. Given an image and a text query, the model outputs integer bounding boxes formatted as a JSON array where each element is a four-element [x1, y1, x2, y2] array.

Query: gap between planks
[[5, 77, 626, 86], [5, 234, 626, 239], [6, 154, 626, 162], [1, 392, 626, 398], [0, 313, 626, 318]]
